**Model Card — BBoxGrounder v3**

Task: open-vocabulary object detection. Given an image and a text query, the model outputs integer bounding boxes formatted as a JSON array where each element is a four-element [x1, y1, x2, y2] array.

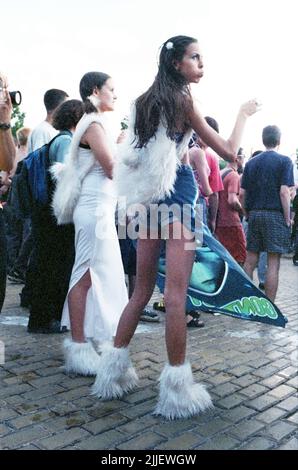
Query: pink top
[[205, 150, 224, 193]]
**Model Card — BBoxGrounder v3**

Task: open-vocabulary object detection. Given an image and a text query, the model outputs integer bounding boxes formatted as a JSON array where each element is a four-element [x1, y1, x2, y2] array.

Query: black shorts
[[247, 210, 291, 254]]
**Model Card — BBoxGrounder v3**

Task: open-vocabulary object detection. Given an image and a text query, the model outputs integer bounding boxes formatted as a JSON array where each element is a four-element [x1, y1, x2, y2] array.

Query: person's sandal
[[140, 307, 160, 323], [187, 317, 205, 328]]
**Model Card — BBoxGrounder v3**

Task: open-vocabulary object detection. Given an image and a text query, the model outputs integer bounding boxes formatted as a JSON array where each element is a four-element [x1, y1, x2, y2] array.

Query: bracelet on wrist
[[0, 122, 11, 131]]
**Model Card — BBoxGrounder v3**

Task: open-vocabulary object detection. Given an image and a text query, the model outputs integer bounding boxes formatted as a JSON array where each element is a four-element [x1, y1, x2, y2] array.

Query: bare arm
[[239, 188, 248, 218], [0, 86, 15, 172], [189, 146, 212, 196], [189, 100, 260, 163], [208, 192, 219, 233], [228, 192, 243, 213], [280, 185, 291, 226], [82, 122, 114, 179]]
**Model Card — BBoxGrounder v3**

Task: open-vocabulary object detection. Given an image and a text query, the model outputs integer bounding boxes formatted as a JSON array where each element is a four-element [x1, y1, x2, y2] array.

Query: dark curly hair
[[134, 35, 197, 148], [52, 99, 84, 131]]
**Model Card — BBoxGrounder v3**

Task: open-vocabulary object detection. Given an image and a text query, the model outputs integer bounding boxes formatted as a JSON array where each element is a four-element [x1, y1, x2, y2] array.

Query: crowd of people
[[0, 34, 297, 420]]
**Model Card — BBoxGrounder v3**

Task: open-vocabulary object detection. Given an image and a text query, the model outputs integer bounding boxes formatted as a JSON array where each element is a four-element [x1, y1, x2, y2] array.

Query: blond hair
[[16, 127, 31, 146]]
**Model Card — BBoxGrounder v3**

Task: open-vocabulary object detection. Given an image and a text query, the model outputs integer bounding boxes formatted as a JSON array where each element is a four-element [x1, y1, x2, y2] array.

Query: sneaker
[[140, 307, 160, 323], [8, 270, 25, 284]]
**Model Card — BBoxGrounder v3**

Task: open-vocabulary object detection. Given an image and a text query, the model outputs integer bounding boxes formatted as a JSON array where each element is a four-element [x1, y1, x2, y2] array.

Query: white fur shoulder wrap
[[114, 104, 192, 212], [50, 113, 104, 225]]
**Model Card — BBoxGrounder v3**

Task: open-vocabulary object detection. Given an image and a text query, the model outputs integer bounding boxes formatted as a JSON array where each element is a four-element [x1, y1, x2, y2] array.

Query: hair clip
[[165, 41, 174, 50]]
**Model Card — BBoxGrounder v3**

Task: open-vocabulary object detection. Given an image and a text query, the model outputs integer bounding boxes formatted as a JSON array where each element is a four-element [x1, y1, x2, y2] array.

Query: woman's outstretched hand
[[240, 99, 262, 118]]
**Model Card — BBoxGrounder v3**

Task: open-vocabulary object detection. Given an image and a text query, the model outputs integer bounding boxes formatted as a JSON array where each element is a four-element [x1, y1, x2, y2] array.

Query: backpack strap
[[221, 168, 233, 182]]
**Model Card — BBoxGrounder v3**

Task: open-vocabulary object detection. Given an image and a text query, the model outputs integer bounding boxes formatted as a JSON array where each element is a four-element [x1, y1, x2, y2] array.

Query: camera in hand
[[9, 91, 22, 106], [0, 78, 22, 106]]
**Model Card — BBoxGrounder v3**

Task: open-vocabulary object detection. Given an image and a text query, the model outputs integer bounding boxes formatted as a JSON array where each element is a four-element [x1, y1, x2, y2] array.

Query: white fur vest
[[114, 104, 192, 213], [50, 113, 105, 225]]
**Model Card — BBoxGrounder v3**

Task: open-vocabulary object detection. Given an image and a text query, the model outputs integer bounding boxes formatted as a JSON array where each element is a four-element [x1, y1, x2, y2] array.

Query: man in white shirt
[[27, 88, 68, 152]]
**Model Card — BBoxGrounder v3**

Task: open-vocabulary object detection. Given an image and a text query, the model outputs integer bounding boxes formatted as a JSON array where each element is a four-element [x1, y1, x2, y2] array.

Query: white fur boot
[[154, 362, 213, 420], [63, 338, 101, 376], [91, 343, 139, 400]]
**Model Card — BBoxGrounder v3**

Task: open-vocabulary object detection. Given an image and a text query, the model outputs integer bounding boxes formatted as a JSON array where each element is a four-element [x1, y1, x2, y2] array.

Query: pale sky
[[2, 0, 297, 158]]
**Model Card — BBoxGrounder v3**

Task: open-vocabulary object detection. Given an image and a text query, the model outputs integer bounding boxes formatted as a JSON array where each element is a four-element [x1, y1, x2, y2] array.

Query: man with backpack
[[26, 99, 83, 334]]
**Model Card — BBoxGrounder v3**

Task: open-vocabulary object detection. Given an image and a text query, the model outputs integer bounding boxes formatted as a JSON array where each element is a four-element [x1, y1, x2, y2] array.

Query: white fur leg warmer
[[154, 362, 213, 420], [91, 343, 139, 400], [63, 338, 101, 376]]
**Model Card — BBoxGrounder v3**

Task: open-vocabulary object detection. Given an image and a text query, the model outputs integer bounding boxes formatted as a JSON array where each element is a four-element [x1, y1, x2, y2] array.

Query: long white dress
[[61, 144, 128, 342]]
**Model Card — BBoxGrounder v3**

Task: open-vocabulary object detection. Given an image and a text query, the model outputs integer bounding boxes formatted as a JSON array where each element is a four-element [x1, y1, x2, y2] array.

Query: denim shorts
[[247, 210, 291, 254], [146, 165, 199, 234]]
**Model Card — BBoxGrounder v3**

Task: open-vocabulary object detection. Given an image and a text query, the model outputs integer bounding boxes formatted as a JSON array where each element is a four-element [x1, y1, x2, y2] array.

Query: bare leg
[[68, 270, 91, 343], [128, 274, 136, 299], [114, 238, 162, 348], [164, 222, 196, 366], [265, 253, 281, 302], [244, 251, 259, 280]]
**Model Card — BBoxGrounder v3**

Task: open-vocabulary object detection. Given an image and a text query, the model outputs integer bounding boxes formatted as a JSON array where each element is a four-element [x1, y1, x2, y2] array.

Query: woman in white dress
[[52, 72, 128, 375]]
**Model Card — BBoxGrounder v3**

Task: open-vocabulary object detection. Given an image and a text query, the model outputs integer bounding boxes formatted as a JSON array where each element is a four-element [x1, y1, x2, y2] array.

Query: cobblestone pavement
[[0, 257, 297, 451]]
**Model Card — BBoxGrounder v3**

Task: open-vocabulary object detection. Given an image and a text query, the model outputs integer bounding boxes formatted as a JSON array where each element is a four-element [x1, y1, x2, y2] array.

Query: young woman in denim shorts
[[92, 35, 260, 419]]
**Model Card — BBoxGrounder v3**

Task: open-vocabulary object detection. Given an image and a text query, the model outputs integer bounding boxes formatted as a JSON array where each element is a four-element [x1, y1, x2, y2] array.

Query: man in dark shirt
[[240, 125, 294, 302]]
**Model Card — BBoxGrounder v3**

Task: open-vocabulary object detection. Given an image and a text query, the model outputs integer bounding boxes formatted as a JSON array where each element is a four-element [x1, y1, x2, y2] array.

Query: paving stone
[[0, 426, 51, 450], [228, 365, 255, 377], [253, 365, 281, 379], [277, 396, 298, 412], [260, 375, 286, 389], [0, 383, 33, 399], [124, 388, 157, 404], [194, 418, 232, 437], [257, 407, 287, 424], [249, 357, 272, 368], [38, 428, 90, 450], [266, 350, 286, 361], [119, 416, 159, 435], [206, 372, 235, 386], [0, 408, 18, 420], [240, 437, 276, 450], [21, 384, 65, 401], [248, 393, 280, 411], [83, 414, 128, 435], [0, 424, 13, 437], [268, 384, 296, 400], [120, 399, 156, 419], [285, 377, 298, 389], [241, 384, 269, 398], [286, 411, 298, 425], [211, 383, 240, 398], [152, 419, 196, 438], [195, 434, 240, 450], [77, 430, 126, 450], [231, 374, 259, 388], [277, 437, 298, 450], [156, 432, 203, 450], [278, 367, 297, 379], [8, 410, 54, 430], [116, 431, 165, 450], [28, 374, 66, 388], [265, 422, 297, 442], [229, 419, 265, 439], [217, 393, 246, 409], [221, 406, 256, 423]]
